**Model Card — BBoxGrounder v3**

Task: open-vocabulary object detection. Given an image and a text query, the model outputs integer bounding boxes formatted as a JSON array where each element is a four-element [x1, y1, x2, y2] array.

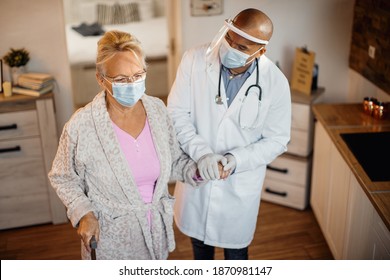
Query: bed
[[64, 0, 169, 107], [66, 16, 168, 66]]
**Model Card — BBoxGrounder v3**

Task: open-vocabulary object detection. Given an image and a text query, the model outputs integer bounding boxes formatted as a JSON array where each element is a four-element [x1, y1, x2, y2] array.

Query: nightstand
[[0, 93, 68, 229]]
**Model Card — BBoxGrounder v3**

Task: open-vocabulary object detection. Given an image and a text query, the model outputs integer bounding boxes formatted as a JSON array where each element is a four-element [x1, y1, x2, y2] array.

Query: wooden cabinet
[[262, 89, 324, 210], [344, 175, 390, 259], [0, 93, 68, 229], [310, 121, 332, 227], [371, 211, 390, 259], [310, 122, 351, 259], [311, 121, 390, 259], [344, 174, 375, 259], [325, 141, 351, 259]]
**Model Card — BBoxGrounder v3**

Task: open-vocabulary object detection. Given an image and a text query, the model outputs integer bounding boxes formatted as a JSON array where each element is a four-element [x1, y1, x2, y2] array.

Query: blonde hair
[[96, 30, 146, 75]]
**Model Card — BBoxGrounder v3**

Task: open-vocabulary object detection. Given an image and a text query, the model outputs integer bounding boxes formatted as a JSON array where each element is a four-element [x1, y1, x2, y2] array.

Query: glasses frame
[[103, 70, 147, 84]]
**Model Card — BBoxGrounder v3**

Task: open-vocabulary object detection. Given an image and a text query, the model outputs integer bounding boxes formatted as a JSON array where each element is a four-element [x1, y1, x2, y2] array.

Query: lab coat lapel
[[206, 51, 228, 112], [91, 92, 142, 206]]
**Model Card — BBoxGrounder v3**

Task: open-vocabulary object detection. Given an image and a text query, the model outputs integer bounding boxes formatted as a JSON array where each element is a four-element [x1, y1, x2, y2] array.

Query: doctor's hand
[[223, 154, 237, 176], [198, 153, 227, 180], [77, 211, 100, 253]]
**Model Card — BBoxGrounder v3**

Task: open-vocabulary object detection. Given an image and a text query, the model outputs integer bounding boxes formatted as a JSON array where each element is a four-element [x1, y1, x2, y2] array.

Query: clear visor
[[206, 19, 269, 57]]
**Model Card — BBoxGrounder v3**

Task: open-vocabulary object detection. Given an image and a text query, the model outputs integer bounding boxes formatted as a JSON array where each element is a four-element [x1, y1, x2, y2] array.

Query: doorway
[[62, 0, 175, 108]]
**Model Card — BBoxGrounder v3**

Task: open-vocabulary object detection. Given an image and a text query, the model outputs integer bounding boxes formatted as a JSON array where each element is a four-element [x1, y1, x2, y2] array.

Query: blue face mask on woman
[[106, 78, 146, 107], [219, 38, 263, 69]]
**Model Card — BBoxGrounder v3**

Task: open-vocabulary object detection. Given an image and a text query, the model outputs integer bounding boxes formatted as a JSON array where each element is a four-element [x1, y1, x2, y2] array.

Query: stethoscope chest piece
[[215, 95, 223, 105]]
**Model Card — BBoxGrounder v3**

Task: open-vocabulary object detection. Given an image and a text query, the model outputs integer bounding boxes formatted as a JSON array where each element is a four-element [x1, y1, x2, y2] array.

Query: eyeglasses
[[103, 70, 146, 84]]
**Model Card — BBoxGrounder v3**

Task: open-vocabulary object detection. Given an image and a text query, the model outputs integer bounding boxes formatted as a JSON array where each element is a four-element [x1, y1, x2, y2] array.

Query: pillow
[[97, 2, 140, 25], [113, 2, 140, 24], [97, 3, 113, 25], [118, 0, 155, 21]]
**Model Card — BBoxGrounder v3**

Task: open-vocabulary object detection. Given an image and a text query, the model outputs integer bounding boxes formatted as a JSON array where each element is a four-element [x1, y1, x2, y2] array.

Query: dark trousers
[[190, 237, 248, 260]]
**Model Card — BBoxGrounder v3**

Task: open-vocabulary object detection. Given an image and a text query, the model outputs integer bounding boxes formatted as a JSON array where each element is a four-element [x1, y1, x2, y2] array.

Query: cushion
[[72, 22, 105, 36], [97, 3, 113, 25], [129, 0, 155, 21], [113, 2, 140, 24], [97, 2, 140, 25]]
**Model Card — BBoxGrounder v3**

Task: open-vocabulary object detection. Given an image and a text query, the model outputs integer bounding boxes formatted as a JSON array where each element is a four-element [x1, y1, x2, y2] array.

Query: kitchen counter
[[312, 103, 390, 231]]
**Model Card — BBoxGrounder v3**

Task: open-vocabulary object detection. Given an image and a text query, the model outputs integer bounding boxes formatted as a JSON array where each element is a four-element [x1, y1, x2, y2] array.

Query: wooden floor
[[0, 189, 333, 260]]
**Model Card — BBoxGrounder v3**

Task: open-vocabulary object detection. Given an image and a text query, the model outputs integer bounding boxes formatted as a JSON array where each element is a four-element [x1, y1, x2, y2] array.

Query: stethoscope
[[215, 58, 262, 129]]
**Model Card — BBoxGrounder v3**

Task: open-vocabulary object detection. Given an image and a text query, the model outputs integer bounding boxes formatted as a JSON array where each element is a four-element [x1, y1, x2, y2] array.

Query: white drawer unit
[[262, 88, 324, 210], [262, 154, 311, 210], [0, 93, 68, 229], [288, 97, 316, 157]]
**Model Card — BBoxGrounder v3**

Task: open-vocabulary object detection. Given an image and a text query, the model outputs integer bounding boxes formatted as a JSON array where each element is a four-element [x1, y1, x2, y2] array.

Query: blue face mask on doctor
[[104, 75, 146, 107], [219, 37, 263, 69]]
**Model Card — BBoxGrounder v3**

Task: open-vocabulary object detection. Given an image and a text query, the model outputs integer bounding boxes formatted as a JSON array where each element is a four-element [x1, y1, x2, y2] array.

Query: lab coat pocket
[[237, 93, 270, 132], [238, 92, 261, 128]]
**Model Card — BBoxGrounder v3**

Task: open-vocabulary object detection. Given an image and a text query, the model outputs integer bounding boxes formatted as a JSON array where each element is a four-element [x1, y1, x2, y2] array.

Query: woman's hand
[[77, 211, 100, 252], [218, 162, 230, 180]]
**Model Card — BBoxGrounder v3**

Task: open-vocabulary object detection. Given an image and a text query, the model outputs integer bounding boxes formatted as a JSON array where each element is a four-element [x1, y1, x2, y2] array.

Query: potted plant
[[2, 48, 30, 85]]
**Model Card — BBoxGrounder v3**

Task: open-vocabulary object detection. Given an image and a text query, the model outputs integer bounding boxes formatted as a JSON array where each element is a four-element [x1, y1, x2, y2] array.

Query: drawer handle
[[0, 146, 21, 154], [0, 124, 18, 131], [267, 165, 288, 174], [265, 187, 287, 197]]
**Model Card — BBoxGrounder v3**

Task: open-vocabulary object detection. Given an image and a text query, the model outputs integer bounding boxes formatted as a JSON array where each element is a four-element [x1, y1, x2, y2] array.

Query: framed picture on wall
[[0, 60, 3, 93]]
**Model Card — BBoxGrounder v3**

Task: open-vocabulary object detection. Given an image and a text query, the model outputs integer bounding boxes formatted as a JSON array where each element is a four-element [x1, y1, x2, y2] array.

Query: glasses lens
[[131, 72, 146, 82], [113, 77, 128, 83]]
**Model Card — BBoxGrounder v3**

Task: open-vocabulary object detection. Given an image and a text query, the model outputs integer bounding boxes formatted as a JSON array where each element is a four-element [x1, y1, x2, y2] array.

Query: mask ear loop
[[100, 75, 114, 97]]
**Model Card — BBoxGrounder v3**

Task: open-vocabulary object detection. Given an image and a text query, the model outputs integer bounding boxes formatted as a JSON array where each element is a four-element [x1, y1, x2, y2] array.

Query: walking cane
[[90, 235, 97, 260]]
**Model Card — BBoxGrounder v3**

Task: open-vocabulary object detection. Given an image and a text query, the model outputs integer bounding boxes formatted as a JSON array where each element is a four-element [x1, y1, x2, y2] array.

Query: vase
[[10, 66, 26, 86]]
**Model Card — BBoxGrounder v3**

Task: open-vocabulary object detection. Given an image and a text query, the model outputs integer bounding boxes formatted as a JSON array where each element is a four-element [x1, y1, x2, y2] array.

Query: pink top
[[112, 119, 160, 227]]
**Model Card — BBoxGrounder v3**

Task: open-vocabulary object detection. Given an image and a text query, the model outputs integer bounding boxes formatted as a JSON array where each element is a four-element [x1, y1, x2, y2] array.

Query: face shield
[[206, 18, 269, 60]]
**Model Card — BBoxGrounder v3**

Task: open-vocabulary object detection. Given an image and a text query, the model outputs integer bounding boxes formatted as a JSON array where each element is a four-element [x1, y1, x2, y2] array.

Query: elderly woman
[[48, 30, 199, 260]]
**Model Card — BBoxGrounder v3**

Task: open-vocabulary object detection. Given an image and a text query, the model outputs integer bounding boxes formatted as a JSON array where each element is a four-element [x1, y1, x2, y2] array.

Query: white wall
[[1, 0, 386, 134], [178, 0, 389, 103], [347, 69, 389, 102], [0, 0, 74, 132]]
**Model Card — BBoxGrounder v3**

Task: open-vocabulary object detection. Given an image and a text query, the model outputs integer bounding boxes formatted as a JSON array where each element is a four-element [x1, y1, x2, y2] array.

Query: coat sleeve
[[167, 49, 214, 162], [48, 122, 95, 227]]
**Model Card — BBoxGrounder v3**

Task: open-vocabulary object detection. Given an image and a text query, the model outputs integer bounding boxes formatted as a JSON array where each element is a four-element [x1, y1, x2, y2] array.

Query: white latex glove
[[223, 154, 237, 175], [198, 153, 227, 180]]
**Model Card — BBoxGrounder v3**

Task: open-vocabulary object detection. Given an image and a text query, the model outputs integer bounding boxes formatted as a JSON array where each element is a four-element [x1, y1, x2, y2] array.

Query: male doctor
[[167, 8, 291, 260]]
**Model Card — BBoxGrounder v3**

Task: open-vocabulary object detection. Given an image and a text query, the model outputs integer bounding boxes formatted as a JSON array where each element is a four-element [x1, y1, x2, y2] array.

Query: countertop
[[0, 92, 54, 113], [312, 103, 390, 231]]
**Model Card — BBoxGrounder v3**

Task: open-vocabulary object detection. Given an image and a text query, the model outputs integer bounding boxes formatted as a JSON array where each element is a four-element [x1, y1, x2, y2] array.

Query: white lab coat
[[167, 43, 291, 249]]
